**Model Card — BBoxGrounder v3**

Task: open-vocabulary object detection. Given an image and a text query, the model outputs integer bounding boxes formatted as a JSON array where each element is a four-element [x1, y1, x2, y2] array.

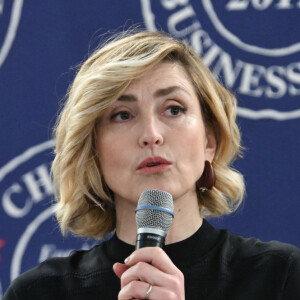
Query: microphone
[[135, 190, 174, 249]]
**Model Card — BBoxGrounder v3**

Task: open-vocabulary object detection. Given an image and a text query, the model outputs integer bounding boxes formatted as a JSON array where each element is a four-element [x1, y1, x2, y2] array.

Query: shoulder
[[21, 242, 111, 279], [225, 231, 300, 262], [4, 243, 112, 299], [224, 231, 300, 285], [220, 231, 300, 297]]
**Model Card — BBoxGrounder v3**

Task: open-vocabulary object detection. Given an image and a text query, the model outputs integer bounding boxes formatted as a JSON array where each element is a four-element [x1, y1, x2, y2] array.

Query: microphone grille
[[136, 190, 174, 234]]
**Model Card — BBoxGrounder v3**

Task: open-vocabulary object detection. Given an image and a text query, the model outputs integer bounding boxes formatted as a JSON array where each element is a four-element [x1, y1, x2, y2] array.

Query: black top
[[3, 220, 300, 299]]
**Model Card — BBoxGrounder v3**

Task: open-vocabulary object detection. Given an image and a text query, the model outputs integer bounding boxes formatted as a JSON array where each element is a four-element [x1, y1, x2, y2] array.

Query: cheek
[[174, 121, 207, 171], [96, 135, 117, 173], [182, 133, 206, 162], [96, 133, 131, 185], [180, 118, 206, 152]]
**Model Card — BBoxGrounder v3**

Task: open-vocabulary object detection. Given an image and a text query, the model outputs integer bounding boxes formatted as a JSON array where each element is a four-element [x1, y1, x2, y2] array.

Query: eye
[[110, 111, 132, 122], [165, 105, 186, 116]]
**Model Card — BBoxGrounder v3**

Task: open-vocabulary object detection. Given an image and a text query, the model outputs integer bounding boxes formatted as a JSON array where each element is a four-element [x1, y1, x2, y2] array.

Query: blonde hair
[[52, 30, 245, 239]]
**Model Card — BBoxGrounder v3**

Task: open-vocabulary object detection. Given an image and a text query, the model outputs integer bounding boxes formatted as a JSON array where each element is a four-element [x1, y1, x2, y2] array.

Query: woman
[[4, 30, 300, 299]]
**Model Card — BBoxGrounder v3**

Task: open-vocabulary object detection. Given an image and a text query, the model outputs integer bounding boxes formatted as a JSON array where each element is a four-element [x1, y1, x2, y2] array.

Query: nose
[[138, 116, 164, 148]]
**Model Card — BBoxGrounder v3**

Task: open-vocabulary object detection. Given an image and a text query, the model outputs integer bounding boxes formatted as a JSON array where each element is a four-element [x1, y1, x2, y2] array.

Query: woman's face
[[96, 62, 216, 208]]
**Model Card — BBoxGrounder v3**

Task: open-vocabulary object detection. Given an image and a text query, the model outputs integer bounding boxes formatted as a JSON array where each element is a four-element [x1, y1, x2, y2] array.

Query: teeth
[[147, 162, 160, 167]]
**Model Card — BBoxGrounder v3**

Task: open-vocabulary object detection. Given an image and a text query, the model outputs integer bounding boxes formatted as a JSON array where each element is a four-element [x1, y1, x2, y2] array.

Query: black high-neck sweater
[[4, 220, 300, 299]]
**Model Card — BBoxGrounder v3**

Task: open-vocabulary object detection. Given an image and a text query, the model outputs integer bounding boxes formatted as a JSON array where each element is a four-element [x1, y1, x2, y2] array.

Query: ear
[[204, 126, 217, 162]]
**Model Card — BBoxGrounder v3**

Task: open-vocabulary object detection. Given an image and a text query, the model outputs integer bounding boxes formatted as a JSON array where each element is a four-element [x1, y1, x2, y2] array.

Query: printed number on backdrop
[[226, 0, 300, 10]]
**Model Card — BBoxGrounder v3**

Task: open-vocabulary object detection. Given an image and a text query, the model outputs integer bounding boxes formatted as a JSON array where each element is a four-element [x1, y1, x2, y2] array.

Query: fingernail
[[124, 256, 130, 264]]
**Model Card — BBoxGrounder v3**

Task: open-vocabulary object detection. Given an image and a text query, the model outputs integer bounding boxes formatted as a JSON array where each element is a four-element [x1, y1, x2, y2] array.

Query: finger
[[113, 263, 129, 279], [120, 260, 174, 289], [118, 281, 178, 300], [124, 247, 179, 275]]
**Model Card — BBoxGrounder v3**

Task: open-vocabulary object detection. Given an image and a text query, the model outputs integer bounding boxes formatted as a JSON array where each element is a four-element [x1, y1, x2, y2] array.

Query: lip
[[137, 156, 172, 174]]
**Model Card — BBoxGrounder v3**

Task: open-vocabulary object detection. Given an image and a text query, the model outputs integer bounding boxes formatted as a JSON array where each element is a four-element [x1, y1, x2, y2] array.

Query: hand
[[113, 247, 185, 300]]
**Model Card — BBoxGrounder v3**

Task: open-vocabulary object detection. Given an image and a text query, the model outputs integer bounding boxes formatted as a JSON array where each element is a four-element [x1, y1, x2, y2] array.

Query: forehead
[[124, 62, 194, 93]]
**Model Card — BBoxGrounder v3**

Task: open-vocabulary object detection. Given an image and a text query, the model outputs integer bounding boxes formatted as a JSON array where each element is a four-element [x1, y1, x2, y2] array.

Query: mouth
[[137, 156, 172, 174], [146, 162, 161, 167]]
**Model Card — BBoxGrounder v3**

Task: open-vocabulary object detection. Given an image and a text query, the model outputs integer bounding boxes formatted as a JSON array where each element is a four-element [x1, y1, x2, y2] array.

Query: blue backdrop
[[1, 1, 299, 296]]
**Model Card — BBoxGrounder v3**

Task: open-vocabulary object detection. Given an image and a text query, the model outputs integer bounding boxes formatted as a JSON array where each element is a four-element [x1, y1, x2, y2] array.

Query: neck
[[115, 199, 137, 245], [115, 190, 203, 246], [166, 199, 202, 244]]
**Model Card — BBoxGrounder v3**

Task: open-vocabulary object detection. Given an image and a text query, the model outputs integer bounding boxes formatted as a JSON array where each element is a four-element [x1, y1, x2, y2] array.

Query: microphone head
[[135, 190, 174, 237]]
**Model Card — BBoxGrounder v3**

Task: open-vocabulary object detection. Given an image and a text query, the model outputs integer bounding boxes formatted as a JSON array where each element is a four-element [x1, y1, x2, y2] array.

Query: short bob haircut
[[52, 30, 245, 239]]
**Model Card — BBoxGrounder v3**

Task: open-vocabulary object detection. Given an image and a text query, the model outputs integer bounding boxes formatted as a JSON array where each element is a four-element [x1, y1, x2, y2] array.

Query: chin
[[138, 184, 176, 196]]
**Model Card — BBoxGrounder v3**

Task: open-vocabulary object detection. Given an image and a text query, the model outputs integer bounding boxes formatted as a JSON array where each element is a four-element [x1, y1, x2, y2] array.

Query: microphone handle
[[135, 233, 165, 249]]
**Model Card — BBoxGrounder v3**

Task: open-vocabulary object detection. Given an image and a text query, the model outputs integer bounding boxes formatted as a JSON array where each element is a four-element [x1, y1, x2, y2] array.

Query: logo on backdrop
[[141, 0, 300, 120], [0, 141, 96, 290], [0, 239, 5, 262], [0, 0, 23, 68]]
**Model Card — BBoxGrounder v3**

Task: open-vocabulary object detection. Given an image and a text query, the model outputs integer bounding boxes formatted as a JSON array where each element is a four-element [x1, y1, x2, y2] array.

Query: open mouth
[[147, 162, 161, 167], [137, 156, 172, 172]]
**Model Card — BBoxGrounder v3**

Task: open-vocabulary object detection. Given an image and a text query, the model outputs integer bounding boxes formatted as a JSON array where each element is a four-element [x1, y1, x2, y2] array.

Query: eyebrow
[[117, 94, 136, 102], [154, 86, 191, 98], [117, 86, 191, 102]]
